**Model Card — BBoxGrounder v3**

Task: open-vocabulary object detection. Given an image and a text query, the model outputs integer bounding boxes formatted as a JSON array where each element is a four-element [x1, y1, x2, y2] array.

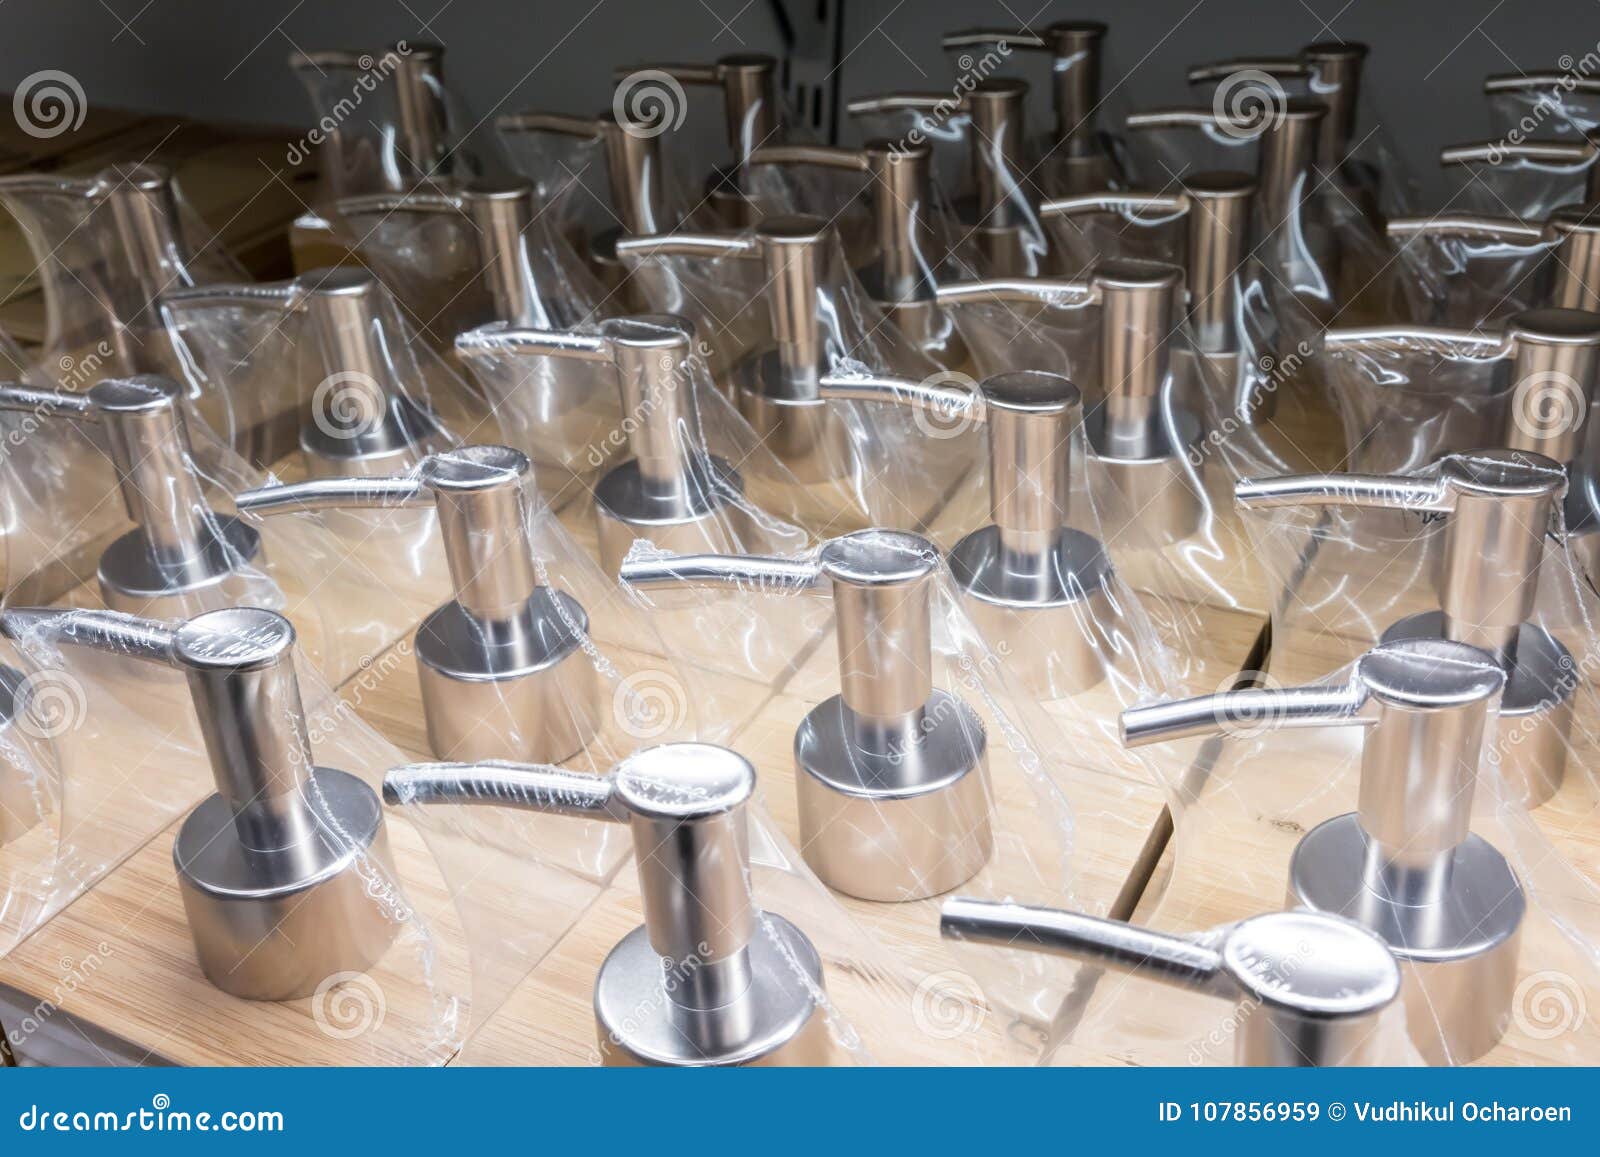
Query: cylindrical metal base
[[593, 456, 754, 578], [946, 525, 1114, 699], [1289, 813, 1525, 1064], [1380, 611, 1573, 807], [794, 691, 992, 901], [97, 515, 264, 621], [733, 351, 854, 484], [173, 767, 399, 1001], [1085, 407, 1204, 548], [595, 914, 833, 1066], [414, 590, 599, 763]]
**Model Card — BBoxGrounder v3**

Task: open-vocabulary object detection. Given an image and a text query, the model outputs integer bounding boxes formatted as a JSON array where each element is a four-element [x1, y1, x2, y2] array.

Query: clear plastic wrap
[[616, 216, 983, 534], [1439, 139, 1598, 221], [435, 526, 1182, 1065], [0, 164, 245, 392], [327, 180, 610, 351], [1053, 450, 1600, 1067], [0, 603, 465, 1062], [930, 259, 1316, 640], [1121, 102, 1409, 330], [288, 42, 506, 205], [1386, 214, 1571, 329]]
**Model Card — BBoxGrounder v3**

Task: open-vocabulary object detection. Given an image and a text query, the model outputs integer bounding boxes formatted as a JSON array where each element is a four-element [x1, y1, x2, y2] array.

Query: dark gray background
[[0, 0, 1587, 204]]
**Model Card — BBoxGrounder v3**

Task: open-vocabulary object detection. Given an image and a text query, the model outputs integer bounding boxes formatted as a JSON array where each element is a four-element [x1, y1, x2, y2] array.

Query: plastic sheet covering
[[1387, 215, 1565, 329], [617, 220, 982, 534], [0, 165, 246, 399], [288, 44, 507, 205], [1441, 141, 1598, 221], [1120, 114, 1408, 331], [935, 261, 1318, 634], [517, 526, 1179, 1065], [0, 603, 466, 1062], [1076, 452, 1600, 1067], [327, 183, 610, 351], [453, 314, 816, 683]]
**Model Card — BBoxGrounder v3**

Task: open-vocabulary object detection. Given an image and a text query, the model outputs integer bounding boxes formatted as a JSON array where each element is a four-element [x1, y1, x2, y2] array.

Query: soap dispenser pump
[[385, 742, 833, 1065], [621, 530, 994, 901], [1, 606, 397, 1000], [1121, 636, 1523, 1063], [236, 446, 597, 763], [942, 897, 1401, 1066], [0, 375, 262, 619]]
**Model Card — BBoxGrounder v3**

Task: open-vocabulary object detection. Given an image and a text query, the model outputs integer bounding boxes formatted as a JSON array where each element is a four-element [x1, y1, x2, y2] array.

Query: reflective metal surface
[[236, 446, 597, 762], [1121, 636, 1523, 1062], [384, 743, 832, 1065], [621, 531, 994, 899], [5, 607, 397, 1000], [943, 899, 1401, 1065]]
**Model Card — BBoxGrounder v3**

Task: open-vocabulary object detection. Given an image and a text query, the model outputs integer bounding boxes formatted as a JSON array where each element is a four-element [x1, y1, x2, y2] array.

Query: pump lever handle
[[494, 112, 604, 141], [159, 280, 303, 312], [845, 93, 954, 117], [235, 475, 432, 515], [1040, 191, 1190, 220], [0, 383, 98, 421], [383, 759, 627, 820], [1385, 215, 1546, 244], [748, 144, 871, 173], [1440, 141, 1594, 168], [935, 277, 1097, 306], [614, 231, 757, 261], [1234, 472, 1457, 514], [1187, 57, 1312, 82], [0, 607, 179, 667], [941, 29, 1048, 49], [619, 550, 825, 594], [817, 371, 981, 419]]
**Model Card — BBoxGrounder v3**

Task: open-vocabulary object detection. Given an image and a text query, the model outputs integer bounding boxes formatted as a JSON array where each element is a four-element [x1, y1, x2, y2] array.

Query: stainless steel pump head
[[1187, 43, 1368, 172], [936, 261, 1205, 544], [235, 446, 597, 763], [0, 375, 262, 618], [942, 898, 1401, 1065], [1, 605, 397, 1000], [621, 530, 994, 900], [162, 267, 446, 478], [1236, 449, 1573, 806], [1122, 636, 1523, 1063], [616, 216, 854, 484], [385, 742, 833, 1065], [817, 369, 1113, 697], [470, 314, 753, 575]]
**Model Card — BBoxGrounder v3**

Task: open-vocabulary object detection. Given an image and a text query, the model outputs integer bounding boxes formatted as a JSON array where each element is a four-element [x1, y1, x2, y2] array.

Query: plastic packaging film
[[527, 527, 1176, 1065], [1084, 449, 1600, 1067], [615, 215, 983, 534], [0, 602, 467, 1062], [327, 178, 611, 352], [1439, 73, 1600, 217], [928, 260, 1313, 657], [0, 164, 247, 401]]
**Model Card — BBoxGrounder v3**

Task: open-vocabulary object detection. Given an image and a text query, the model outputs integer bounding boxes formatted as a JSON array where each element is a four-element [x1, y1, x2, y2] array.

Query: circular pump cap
[[817, 529, 940, 588], [1355, 636, 1506, 711], [1304, 41, 1370, 64], [756, 214, 830, 247], [1440, 448, 1565, 497], [1046, 21, 1107, 46], [1222, 910, 1400, 1018], [1185, 170, 1258, 199], [88, 374, 183, 413], [459, 177, 533, 203], [979, 368, 1081, 415], [419, 444, 530, 490], [1278, 98, 1329, 123], [1093, 257, 1185, 293], [173, 607, 297, 672], [1508, 307, 1600, 344], [1548, 201, 1600, 237], [718, 53, 775, 75], [613, 742, 755, 820]]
